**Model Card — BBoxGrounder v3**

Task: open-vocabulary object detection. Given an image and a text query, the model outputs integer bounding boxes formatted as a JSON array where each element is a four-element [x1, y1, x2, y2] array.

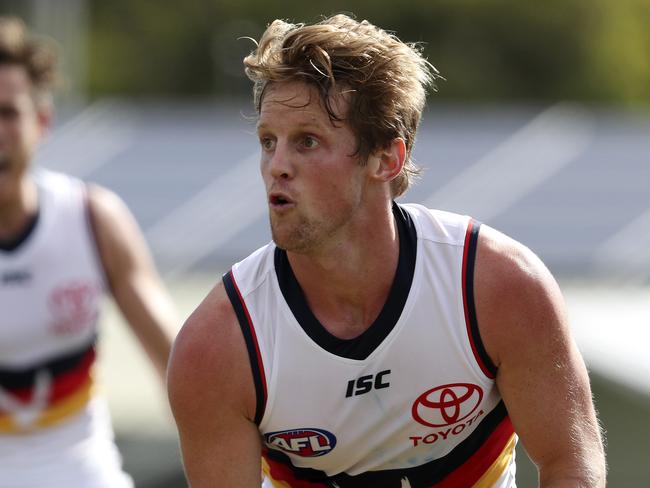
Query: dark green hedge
[[82, 0, 650, 103]]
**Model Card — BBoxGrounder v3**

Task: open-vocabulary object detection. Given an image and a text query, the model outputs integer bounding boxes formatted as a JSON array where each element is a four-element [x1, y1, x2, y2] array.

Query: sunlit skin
[[0, 64, 50, 240], [258, 81, 371, 255], [257, 80, 406, 338]]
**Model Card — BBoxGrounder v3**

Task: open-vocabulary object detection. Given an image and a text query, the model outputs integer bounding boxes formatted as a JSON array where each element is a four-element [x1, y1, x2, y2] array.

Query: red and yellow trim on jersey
[[223, 270, 268, 425], [432, 414, 515, 487], [0, 377, 94, 432], [262, 451, 328, 488], [260, 402, 515, 487], [0, 346, 96, 433], [471, 433, 516, 487], [462, 219, 498, 380]]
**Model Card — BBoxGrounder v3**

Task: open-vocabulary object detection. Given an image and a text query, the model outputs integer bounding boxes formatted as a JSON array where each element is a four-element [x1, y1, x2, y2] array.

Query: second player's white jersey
[[0, 169, 103, 368], [0, 169, 132, 487]]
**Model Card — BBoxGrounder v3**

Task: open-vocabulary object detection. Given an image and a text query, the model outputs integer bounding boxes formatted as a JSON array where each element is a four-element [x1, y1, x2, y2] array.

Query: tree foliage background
[[4, 0, 650, 104]]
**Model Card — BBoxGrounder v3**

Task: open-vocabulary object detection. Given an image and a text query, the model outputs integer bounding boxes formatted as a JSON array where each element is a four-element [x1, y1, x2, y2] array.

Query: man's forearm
[[540, 467, 606, 488]]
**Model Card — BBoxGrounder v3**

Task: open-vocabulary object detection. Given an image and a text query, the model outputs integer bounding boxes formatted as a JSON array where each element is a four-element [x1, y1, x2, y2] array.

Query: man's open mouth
[[269, 193, 294, 206]]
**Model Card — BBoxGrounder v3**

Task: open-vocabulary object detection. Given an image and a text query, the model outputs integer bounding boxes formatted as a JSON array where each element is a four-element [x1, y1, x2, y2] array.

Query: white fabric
[[233, 204, 516, 486], [0, 398, 133, 488], [0, 169, 104, 367], [0, 169, 131, 487]]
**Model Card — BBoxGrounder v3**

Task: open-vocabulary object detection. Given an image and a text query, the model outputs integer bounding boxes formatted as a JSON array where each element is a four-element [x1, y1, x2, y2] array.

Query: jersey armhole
[[462, 219, 498, 379], [223, 270, 268, 425]]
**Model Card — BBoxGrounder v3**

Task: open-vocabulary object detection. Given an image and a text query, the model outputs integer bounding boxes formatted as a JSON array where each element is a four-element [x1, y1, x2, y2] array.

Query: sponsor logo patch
[[1, 269, 32, 285], [265, 428, 336, 457], [345, 369, 391, 398], [412, 383, 483, 428]]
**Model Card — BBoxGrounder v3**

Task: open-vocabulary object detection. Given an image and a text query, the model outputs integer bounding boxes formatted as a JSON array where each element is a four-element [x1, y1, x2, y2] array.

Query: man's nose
[[267, 142, 295, 180]]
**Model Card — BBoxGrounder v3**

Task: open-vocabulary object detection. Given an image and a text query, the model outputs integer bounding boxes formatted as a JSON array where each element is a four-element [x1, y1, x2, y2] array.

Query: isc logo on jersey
[[265, 428, 337, 457]]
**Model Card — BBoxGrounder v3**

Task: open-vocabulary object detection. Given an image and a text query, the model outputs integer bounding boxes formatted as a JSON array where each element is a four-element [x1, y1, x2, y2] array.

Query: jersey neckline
[[0, 210, 40, 252], [274, 202, 417, 360]]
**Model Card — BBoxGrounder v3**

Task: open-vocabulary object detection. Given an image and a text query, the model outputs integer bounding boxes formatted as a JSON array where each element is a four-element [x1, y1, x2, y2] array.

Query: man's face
[[257, 81, 370, 254], [0, 64, 50, 202]]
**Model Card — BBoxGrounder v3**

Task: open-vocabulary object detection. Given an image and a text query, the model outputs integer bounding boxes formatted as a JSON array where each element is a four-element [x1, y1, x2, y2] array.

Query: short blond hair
[[244, 14, 439, 197], [0, 16, 58, 105]]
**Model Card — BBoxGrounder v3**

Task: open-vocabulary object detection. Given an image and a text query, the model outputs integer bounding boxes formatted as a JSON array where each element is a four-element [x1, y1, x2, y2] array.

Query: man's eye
[[0, 107, 19, 120], [260, 138, 275, 150], [303, 136, 319, 149]]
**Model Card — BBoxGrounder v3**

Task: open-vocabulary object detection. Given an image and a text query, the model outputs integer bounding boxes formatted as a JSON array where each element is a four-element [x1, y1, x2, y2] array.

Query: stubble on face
[[270, 211, 318, 253], [269, 190, 355, 253]]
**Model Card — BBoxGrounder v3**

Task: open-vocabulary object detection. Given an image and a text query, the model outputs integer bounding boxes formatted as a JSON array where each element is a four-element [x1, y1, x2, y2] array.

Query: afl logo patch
[[412, 383, 483, 428], [265, 428, 336, 457]]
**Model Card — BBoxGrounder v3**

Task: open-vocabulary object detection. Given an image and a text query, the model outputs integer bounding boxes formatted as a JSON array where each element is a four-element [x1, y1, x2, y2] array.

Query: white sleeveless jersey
[[0, 169, 133, 487], [225, 203, 517, 488]]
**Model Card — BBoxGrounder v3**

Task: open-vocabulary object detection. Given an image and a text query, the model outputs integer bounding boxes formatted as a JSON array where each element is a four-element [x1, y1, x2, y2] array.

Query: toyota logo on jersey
[[412, 383, 483, 428], [265, 428, 337, 457]]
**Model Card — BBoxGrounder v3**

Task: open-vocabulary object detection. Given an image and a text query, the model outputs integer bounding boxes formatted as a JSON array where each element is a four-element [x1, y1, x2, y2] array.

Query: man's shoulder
[[475, 224, 552, 290], [474, 224, 567, 367], [176, 281, 238, 351], [172, 244, 276, 373], [170, 282, 239, 386], [168, 280, 257, 419]]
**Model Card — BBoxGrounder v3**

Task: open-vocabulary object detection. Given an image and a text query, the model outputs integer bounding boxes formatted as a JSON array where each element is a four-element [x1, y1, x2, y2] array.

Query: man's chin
[[271, 219, 322, 254], [271, 235, 295, 252], [272, 237, 316, 256], [271, 231, 305, 254]]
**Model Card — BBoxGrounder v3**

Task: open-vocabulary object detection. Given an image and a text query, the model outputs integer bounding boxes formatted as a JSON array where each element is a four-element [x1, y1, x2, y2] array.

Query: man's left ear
[[372, 138, 406, 183]]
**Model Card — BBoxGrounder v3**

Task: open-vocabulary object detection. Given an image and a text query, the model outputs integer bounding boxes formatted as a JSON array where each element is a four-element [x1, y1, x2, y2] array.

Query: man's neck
[[287, 203, 400, 339], [0, 176, 38, 242]]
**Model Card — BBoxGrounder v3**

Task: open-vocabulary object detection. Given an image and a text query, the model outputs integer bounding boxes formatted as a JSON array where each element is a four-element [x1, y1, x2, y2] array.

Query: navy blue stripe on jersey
[[0, 211, 39, 252], [223, 270, 267, 425], [274, 201, 417, 360], [0, 336, 96, 389], [263, 400, 510, 487], [0, 178, 45, 252], [462, 220, 497, 378]]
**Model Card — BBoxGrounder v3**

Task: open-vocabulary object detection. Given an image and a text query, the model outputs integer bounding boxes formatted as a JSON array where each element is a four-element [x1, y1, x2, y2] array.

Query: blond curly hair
[[244, 14, 439, 197]]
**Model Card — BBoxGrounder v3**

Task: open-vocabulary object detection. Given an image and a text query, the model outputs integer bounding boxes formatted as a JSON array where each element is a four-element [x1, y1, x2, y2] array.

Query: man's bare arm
[[87, 184, 177, 380], [475, 225, 606, 487], [167, 282, 262, 487]]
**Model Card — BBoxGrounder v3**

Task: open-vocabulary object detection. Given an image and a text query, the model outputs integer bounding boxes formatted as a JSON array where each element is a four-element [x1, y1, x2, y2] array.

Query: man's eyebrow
[[256, 120, 329, 132]]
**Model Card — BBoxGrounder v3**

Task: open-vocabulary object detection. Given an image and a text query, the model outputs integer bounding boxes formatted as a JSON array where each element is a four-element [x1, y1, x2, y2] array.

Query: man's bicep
[[475, 227, 605, 485], [86, 184, 176, 377], [173, 398, 261, 487], [168, 286, 262, 486]]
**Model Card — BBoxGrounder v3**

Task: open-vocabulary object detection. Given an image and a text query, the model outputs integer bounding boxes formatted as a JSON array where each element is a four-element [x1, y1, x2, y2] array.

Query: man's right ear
[[371, 138, 406, 184]]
